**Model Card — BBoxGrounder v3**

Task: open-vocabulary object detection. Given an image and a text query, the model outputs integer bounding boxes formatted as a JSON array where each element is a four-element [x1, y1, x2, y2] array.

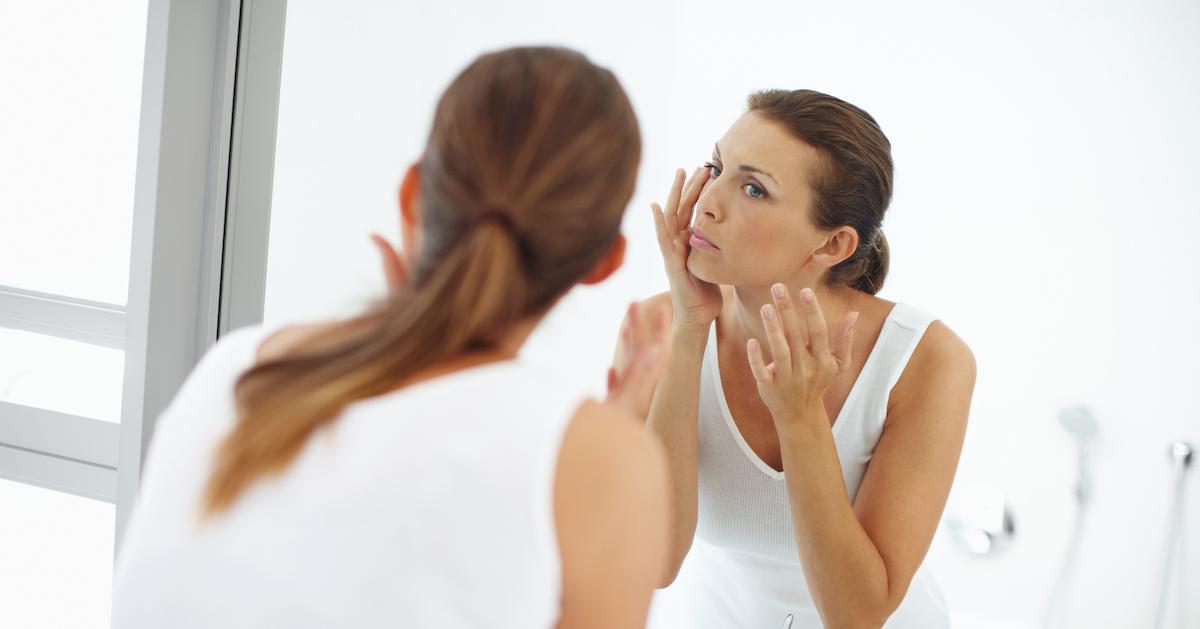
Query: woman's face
[[687, 111, 833, 288]]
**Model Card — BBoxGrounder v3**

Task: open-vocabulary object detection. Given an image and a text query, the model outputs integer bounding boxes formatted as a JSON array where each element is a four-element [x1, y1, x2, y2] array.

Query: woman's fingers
[[746, 338, 772, 383], [650, 203, 672, 257], [607, 302, 672, 420], [628, 301, 638, 369], [614, 345, 665, 419], [628, 301, 645, 359], [769, 284, 807, 359], [799, 288, 830, 357], [759, 304, 792, 379], [632, 300, 670, 360], [663, 169, 687, 233], [369, 233, 407, 294], [653, 166, 708, 265], [672, 168, 700, 231], [677, 166, 709, 230], [833, 311, 859, 371], [655, 205, 699, 283]]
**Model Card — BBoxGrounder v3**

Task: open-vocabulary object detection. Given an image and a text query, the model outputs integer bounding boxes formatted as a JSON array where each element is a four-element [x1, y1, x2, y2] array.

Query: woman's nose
[[695, 183, 720, 222], [696, 188, 720, 222]]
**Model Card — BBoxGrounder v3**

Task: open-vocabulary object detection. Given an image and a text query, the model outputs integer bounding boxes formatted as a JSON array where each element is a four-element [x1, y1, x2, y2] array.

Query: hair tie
[[476, 207, 517, 233]]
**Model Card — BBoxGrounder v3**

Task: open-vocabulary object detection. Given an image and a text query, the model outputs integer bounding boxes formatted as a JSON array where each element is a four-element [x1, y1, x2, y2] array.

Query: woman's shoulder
[[871, 296, 971, 361], [888, 302, 976, 413], [554, 399, 669, 620], [635, 292, 674, 321], [893, 300, 973, 368], [560, 400, 666, 481], [555, 400, 668, 522]]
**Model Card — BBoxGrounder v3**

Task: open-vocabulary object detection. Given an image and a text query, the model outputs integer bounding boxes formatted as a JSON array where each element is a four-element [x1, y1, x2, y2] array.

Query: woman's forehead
[[718, 112, 824, 191]]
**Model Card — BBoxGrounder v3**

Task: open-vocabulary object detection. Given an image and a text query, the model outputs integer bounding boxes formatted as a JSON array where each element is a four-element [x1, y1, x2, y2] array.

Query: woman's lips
[[688, 229, 720, 251]]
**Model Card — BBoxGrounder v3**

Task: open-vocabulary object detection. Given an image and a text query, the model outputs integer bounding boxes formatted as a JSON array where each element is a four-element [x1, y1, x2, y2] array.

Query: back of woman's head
[[746, 89, 893, 294], [202, 46, 641, 516]]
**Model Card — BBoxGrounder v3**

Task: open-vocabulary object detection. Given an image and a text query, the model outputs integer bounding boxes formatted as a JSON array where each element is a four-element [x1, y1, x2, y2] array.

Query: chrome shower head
[[1058, 406, 1099, 505], [1167, 441, 1193, 471], [1058, 406, 1098, 443]]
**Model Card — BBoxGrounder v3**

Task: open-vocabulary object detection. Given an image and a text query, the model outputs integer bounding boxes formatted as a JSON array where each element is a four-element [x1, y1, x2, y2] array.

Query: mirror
[[260, 2, 1200, 628]]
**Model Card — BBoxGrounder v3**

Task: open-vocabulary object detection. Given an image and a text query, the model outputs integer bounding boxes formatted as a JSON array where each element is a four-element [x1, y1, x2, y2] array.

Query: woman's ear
[[812, 226, 859, 269], [398, 163, 422, 261], [579, 233, 626, 285]]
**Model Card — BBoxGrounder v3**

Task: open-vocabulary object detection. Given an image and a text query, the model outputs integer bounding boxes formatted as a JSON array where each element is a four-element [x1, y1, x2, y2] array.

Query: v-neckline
[[707, 302, 902, 480]]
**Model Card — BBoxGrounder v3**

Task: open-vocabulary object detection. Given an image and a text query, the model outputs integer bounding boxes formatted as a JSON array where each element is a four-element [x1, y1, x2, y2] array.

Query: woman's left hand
[[606, 300, 672, 421], [747, 284, 859, 432], [369, 232, 409, 295]]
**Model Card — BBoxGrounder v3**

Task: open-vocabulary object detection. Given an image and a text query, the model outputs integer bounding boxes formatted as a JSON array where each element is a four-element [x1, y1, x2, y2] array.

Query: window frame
[[0, 0, 288, 551]]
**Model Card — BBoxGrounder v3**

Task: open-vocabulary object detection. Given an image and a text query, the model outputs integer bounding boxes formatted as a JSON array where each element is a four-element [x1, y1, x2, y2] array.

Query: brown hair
[[201, 46, 641, 516], [746, 89, 893, 294]]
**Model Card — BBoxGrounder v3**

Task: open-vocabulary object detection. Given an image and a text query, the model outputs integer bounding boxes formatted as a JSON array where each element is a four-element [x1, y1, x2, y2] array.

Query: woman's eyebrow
[[715, 143, 779, 186]]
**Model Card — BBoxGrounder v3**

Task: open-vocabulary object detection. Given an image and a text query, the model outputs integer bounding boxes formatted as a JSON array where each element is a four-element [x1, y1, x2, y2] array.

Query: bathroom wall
[[263, 1, 1200, 626]]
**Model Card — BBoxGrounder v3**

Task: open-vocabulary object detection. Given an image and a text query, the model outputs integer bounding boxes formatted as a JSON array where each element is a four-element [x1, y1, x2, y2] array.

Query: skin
[[276, 163, 675, 629], [616, 111, 977, 628]]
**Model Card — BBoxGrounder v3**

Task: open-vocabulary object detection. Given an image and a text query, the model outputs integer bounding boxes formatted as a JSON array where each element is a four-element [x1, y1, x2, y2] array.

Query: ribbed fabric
[[649, 302, 951, 629], [112, 323, 586, 629]]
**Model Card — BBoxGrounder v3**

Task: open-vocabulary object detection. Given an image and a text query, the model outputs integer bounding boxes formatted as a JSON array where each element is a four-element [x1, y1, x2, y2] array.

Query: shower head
[[1058, 406, 1098, 443], [1059, 406, 1099, 505], [1167, 441, 1194, 471]]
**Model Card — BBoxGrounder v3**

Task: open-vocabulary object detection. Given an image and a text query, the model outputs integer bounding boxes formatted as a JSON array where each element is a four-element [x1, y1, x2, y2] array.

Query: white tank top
[[112, 323, 587, 629], [649, 302, 951, 629]]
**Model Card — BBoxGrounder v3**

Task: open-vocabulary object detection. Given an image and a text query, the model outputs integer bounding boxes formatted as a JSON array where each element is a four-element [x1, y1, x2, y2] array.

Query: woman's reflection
[[618, 90, 977, 628]]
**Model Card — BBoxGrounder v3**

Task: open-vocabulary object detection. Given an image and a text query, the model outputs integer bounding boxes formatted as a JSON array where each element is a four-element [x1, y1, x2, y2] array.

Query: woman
[[112, 47, 673, 629], [619, 90, 977, 628]]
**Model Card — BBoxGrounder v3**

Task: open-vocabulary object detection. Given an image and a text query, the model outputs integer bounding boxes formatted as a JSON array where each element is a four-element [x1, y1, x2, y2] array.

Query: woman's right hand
[[651, 167, 723, 334]]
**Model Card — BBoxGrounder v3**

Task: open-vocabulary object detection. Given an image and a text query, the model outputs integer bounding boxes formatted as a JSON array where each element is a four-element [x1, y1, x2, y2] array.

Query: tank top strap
[[829, 302, 939, 442], [873, 302, 938, 395]]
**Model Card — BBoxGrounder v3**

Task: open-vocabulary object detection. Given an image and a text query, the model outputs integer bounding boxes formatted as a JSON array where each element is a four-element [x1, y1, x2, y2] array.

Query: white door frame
[[116, 0, 287, 546]]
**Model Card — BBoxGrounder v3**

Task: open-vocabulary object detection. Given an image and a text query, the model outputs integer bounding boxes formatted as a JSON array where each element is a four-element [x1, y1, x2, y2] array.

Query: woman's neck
[[721, 282, 857, 364], [372, 315, 542, 394]]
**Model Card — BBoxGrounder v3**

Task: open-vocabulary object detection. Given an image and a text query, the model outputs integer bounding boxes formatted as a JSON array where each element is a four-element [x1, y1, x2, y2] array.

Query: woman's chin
[[686, 251, 726, 284]]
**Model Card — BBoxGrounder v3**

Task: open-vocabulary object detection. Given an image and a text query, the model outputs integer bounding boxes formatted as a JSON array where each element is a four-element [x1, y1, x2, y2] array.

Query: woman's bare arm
[[612, 293, 709, 587], [749, 286, 975, 628], [555, 400, 670, 628]]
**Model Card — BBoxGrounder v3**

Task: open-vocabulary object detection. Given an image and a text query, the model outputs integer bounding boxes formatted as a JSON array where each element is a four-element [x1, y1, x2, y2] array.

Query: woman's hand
[[651, 167, 723, 334], [369, 232, 409, 295], [747, 284, 859, 433], [606, 300, 672, 420]]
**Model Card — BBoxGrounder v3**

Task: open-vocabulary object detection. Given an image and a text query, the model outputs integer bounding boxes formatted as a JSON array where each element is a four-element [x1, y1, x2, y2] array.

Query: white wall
[[264, 1, 1200, 627]]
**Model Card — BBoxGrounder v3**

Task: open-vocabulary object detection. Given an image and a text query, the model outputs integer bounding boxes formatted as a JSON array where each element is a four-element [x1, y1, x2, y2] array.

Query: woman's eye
[[705, 161, 722, 177], [744, 183, 766, 199]]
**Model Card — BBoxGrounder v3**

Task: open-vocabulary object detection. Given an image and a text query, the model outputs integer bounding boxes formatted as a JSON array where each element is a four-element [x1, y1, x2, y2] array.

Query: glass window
[[0, 327, 124, 423], [0, 1, 150, 305], [0, 478, 114, 629]]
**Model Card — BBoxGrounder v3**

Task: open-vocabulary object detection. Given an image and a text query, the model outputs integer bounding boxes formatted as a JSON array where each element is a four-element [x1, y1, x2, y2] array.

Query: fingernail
[[772, 284, 785, 298], [801, 288, 815, 303], [762, 305, 775, 320], [641, 348, 659, 365], [748, 338, 759, 352]]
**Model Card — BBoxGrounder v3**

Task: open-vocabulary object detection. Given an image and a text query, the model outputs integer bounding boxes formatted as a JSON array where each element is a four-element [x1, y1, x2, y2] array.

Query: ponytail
[[202, 223, 528, 516], [201, 46, 640, 518]]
